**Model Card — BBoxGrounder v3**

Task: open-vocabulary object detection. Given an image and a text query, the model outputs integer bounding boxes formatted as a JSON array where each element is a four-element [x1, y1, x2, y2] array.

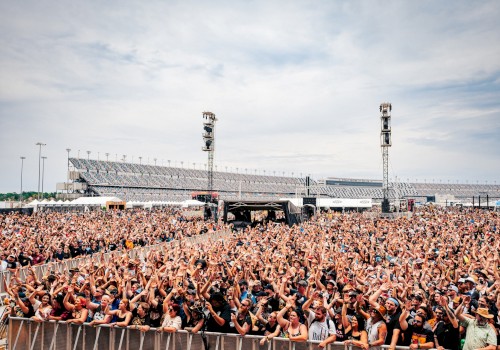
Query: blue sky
[[1, 0, 499, 193]]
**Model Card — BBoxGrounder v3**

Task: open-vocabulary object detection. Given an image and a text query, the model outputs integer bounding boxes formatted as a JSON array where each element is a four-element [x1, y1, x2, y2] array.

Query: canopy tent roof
[[182, 199, 205, 207], [70, 196, 123, 205]]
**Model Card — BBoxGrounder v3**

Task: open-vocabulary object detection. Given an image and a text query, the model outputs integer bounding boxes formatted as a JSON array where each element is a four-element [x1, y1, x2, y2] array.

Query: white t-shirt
[[307, 312, 336, 341], [161, 315, 182, 331]]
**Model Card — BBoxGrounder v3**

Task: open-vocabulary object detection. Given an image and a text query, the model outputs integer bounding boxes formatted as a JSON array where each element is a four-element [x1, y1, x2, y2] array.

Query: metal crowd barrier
[[0, 230, 232, 294], [7, 317, 421, 350]]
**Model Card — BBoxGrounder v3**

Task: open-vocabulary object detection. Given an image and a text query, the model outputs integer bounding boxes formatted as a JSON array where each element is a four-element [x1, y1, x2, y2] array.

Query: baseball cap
[[297, 280, 308, 287]]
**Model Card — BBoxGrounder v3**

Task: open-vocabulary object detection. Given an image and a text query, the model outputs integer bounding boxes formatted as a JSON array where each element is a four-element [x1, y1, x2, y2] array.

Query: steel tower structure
[[380, 103, 392, 213], [202, 111, 217, 194]]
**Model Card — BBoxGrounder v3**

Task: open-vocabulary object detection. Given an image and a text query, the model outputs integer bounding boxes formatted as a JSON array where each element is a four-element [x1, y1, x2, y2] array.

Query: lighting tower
[[380, 103, 392, 213], [36, 142, 46, 199], [202, 111, 217, 196]]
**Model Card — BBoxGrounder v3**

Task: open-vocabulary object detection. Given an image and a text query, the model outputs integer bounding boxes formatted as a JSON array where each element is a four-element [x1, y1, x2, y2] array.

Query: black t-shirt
[[265, 321, 279, 335], [18, 254, 32, 266], [385, 311, 402, 345], [206, 303, 232, 333], [15, 303, 35, 318], [407, 324, 434, 346], [53, 251, 65, 261], [236, 313, 252, 333], [6, 260, 18, 269], [148, 300, 163, 327], [267, 295, 280, 312], [434, 321, 460, 350], [131, 308, 151, 327]]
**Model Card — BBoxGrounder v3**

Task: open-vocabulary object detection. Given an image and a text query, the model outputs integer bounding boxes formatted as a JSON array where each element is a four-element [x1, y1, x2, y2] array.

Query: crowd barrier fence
[[0, 230, 232, 294], [7, 317, 422, 350]]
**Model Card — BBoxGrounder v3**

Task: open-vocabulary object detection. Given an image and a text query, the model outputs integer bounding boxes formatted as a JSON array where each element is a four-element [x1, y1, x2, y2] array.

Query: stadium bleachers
[[69, 158, 500, 202]]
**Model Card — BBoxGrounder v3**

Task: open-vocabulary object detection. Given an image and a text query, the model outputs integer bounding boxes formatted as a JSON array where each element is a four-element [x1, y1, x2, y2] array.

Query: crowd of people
[[0, 208, 221, 270], [1, 206, 499, 350]]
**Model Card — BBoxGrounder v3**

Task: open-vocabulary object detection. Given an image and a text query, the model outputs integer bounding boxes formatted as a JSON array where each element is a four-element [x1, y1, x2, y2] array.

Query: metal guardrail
[[6, 317, 427, 350], [0, 230, 232, 294]]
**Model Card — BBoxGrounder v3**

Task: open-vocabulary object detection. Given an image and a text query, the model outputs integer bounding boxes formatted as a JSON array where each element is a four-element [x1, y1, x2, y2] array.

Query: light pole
[[105, 153, 109, 161], [87, 150, 91, 160], [139, 156, 142, 165], [20, 156, 25, 204], [41, 156, 47, 198], [36, 142, 46, 200], [154, 158, 157, 166], [66, 148, 71, 194]]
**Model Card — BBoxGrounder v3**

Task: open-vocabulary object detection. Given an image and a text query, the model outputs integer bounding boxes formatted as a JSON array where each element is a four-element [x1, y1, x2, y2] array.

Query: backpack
[[311, 318, 334, 332]]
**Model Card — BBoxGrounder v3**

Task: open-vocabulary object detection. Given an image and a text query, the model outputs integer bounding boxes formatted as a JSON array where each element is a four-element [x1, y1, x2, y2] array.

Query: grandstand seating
[[69, 158, 500, 202]]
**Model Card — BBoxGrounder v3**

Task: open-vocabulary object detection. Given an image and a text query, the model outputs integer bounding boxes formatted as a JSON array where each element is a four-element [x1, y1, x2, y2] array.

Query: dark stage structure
[[222, 200, 302, 228]]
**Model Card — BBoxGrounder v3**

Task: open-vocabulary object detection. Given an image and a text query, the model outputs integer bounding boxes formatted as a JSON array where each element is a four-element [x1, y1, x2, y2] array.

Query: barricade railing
[[0, 230, 232, 294], [7, 317, 425, 350]]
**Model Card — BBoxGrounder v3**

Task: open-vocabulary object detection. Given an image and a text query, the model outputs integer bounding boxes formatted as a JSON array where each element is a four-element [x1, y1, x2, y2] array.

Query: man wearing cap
[[247, 280, 262, 305], [204, 292, 233, 333], [464, 276, 480, 301], [238, 280, 249, 301], [446, 285, 459, 308], [456, 301, 497, 350], [12, 293, 35, 318], [457, 278, 468, 294], [263, 284, 280, 312]]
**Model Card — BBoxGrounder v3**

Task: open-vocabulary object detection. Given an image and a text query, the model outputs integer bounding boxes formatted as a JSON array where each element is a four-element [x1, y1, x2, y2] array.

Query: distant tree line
[[0, 192, 56, 201]]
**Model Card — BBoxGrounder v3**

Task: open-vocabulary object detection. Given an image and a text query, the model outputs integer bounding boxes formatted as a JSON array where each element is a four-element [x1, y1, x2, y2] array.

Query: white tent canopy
[[182, 199, 205, 207], [27, 199, 40, 207], [70, 196, 123, 206]]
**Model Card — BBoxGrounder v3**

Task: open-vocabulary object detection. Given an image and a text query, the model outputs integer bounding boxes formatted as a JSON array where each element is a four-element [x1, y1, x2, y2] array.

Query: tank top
[[116, 313, 127, 323], [284, 324, 302, 338], [366, 319, 384, 350]]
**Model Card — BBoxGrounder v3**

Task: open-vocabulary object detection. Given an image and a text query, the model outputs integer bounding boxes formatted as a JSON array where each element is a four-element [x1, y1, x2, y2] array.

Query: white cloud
[[1, 0, 499, 193]]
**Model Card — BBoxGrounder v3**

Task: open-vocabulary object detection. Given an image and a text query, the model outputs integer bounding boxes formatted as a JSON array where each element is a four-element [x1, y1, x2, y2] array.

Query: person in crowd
[[303, 292, 336, 345], [342, 294, 368, 349], [107, 299, 132, 327], [359, 305, 387, 350], [432, 297, 460, 350], [231, 297, 253, 335], [257, 310, 282, 346], [158, 303, 181, 333], [63, 287, 89, 324], [276, 302, 308, 342], [203, 292, 233, 333], [399, 300, 434, 350], [30, 292, 53, 322], [456, 297, 497, 350], [88, 294, 113, 326], [183, 302, 205, 334]]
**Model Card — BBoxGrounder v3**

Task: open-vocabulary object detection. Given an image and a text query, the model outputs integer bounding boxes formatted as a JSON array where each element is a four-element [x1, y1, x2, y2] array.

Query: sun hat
[[476, 308, 493, 319]]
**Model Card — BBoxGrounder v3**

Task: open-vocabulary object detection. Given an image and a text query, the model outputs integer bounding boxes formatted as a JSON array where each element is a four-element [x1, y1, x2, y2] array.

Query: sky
[[1, 0, 499, 193]]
